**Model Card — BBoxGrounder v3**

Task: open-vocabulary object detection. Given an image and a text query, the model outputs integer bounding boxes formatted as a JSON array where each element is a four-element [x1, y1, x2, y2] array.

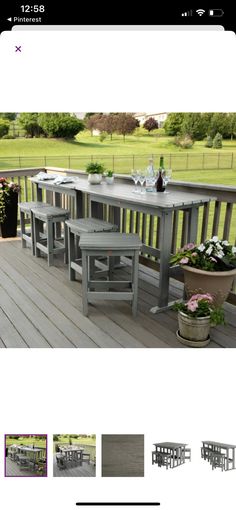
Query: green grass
[[6, 436, 47, 448], [1, 133, 236, 180]]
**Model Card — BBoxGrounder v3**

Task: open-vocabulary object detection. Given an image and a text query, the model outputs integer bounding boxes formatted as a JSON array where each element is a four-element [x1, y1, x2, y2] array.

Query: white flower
[[217, 250, 224, 259], [206, 246, 213, 255], [232, 246, 236, 254], [216, 243, 223, 251], [212, 236, 219, 242], [198, 244, 205, 252], [222, 240, 230, 246]]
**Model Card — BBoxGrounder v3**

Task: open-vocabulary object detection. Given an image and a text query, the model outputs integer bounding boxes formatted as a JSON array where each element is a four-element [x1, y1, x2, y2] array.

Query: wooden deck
[[53, 456, 95, 477], [0, 237, 235, 348], [6, 457, 45, 477]]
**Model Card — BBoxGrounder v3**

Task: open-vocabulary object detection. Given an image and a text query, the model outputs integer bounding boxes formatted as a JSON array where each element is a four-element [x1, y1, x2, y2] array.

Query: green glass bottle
[[156, 156, 165, 192]]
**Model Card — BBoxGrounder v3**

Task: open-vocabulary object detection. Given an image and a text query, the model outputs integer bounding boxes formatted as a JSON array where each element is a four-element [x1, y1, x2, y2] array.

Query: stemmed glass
[[138, 170, 146, 194], [131, 170, 140, 193], [163, 169, 172, 192]]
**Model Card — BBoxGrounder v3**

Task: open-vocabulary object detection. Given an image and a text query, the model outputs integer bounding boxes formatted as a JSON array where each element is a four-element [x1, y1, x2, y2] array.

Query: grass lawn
[[6, 436, 47, 448], [1, 133, 236, 180]]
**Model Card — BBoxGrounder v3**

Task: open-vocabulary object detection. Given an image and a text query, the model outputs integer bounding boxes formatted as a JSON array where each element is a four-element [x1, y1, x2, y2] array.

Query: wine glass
[[131, 170, 140, 193], [163, 169, 172, 191], [138, 170, 146, 194]]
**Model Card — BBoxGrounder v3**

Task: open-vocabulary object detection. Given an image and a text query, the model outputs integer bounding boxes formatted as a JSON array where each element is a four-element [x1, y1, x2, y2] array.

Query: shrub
[[2, 134, 15, 139], [99, 131, 107, 142], [213, 132, 222, 149], [0, 118, 10, 138], [174, 134, 194, 149], [205, 135, 213, 148]]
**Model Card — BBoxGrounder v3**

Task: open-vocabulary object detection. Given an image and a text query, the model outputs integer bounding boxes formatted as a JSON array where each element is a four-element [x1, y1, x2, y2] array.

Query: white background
[[0, 28, 236, 510]]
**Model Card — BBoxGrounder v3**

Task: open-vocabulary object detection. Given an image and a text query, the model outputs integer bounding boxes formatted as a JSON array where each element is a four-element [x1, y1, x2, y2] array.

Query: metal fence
[[0, 152, 236, 172]]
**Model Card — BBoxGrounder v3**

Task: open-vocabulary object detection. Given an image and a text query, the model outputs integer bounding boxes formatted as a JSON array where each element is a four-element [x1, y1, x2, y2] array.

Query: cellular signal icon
[[196, 9, 205, 16], [181, 10, 192, 16]]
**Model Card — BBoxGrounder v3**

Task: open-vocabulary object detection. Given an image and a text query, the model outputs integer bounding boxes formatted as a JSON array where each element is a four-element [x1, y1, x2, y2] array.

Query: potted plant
[[0, 177, 20, 238], [104, 170, 114, 184], [85, 162, 105, 184], [170, 237, 236, 306], [173, 293, 225, 347]]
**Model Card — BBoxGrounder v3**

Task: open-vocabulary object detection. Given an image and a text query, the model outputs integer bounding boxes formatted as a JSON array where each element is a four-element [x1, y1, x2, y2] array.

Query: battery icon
[[209, 9, 224, 17]]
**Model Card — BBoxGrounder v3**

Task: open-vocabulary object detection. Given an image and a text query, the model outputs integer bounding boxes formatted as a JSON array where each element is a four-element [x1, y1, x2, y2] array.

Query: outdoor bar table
[[202, 441, 236, 470], [153, 442, 187, 468], [32, 175, 215, 310], [59, 446, 84, 462]]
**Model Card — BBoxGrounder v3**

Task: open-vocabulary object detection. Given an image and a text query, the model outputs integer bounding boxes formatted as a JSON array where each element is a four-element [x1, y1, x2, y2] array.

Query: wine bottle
[[156, 156, 165, 192]]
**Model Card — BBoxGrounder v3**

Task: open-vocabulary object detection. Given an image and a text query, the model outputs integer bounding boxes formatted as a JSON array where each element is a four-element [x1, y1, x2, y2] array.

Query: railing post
[[202, 153, 205, 169], [186, 153, 189, 170], [218, 152, 220, 169], [68, 156, 71, 169], [231, 152, 234, 169], [132, 155, 135, 170], [19, 156, 21, 168], [112, 155, 115, 173]]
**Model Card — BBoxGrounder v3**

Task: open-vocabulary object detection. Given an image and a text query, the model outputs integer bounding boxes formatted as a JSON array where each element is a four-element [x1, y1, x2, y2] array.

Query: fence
[[1, 166, 235, 303], [0, 152, 236, 173]]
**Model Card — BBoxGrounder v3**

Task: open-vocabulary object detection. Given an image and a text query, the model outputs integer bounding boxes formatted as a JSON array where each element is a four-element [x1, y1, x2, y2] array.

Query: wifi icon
[[196, 9, 205, 16]]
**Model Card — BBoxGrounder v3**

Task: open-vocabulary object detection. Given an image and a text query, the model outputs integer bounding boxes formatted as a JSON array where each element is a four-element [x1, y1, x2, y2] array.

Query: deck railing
[[1, 166, 235, 303]]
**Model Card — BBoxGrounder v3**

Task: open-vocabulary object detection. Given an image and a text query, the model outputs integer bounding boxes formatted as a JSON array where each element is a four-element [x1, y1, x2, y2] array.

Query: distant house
[[134, 112, 168, 128]]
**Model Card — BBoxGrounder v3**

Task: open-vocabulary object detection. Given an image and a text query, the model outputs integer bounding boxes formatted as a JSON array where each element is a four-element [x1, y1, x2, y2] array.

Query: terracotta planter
[[88, 173, 102, 184], [177, 311, 211, 347], [182, 265, 236, 306], [0, 191, 18, 238]]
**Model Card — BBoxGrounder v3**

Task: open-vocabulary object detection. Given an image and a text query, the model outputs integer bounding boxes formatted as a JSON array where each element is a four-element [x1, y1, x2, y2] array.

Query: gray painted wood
[[53, 455, 95, 477], [102, 435, 144, 477], [0, 238, 235, 348]]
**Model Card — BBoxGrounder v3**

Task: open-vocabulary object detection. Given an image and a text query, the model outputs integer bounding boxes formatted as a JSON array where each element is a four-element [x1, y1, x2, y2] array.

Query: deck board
[[0, 238, 235, 348]]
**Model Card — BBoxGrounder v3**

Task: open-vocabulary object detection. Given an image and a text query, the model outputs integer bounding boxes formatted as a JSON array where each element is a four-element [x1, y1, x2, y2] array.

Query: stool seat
[[33, 206, 70, 266], [19, 201, 51, 254], [32, 206, 70, 220], [66, 217, 117, 233], [80, 233, 142, 317], [66, 217, 117, 282], [79, 233, 142, 250]]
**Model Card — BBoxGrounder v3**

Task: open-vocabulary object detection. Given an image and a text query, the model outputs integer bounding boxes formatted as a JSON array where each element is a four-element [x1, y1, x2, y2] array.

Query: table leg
[[150, 210, 173, 312], [187, 206, 199, 243], [75, 190, 83, 218], [54, 191, 61, 238], [36, 183, 42, 202], [109, 205, 122, 267]]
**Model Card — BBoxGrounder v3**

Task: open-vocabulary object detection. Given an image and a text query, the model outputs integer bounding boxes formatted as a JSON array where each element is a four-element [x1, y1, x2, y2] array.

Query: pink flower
[[183, 243, 196, 250], [191, 252, 197, 257], [189, 293, 213, 303], [187, 300, 198, 312], [180, 257, 189, 264]]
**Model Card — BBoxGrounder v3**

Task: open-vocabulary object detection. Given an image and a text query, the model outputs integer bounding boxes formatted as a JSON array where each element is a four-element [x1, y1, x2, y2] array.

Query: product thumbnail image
[[53, 434, 96, 477], [102, 434, 144, 477], [5, 434, 47, 477], [201, 440, 236, 471], [152, 441, 191, 469]]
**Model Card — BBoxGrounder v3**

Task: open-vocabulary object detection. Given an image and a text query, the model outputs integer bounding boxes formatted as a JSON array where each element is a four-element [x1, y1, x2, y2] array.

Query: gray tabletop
[[31, 176, 214, 210], [202, 441, 236, 449], [154, 442, 188, 448]]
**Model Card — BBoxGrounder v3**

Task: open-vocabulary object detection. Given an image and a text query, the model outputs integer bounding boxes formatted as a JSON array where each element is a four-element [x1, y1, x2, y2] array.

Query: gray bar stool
[[79, 232, 142, 317], [66, 217, 118, 281], [19, 201, 50, 255], [32, 206, 70, 266]]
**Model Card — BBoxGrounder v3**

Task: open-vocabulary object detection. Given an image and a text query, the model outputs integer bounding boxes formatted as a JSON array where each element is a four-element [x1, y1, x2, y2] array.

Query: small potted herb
[[104, 170, 114, 185], [173, 293, 225, 347], [85, 162, 105, 184]]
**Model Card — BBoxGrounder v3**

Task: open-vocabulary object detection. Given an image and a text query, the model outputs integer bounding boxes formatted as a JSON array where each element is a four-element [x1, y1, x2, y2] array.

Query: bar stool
[[66, 217, 118, 281], [210, 451, 226, 471], [19, 201, 50, 255], [32, 206, 70, 266], [79, 232, 142, 317]]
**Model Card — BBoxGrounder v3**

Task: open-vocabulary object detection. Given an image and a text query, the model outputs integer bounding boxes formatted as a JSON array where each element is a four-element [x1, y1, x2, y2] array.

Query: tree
[[209, 113, 230, 138], [213, 132, 222, 148], [227, 113, 236, 140], [205, 135, 213, 148], [115, 113, 137, 141], [98, 113, 118, 140], [0, 118, 10, 138], [0, 113, 17, 121], [143, 117, 159, 133], [164, 113, 184, 136], [18, 113, 44, 137], [85, 113, 103, 136], [181, 113, 207, 140], [38, 113, 84, 138]]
